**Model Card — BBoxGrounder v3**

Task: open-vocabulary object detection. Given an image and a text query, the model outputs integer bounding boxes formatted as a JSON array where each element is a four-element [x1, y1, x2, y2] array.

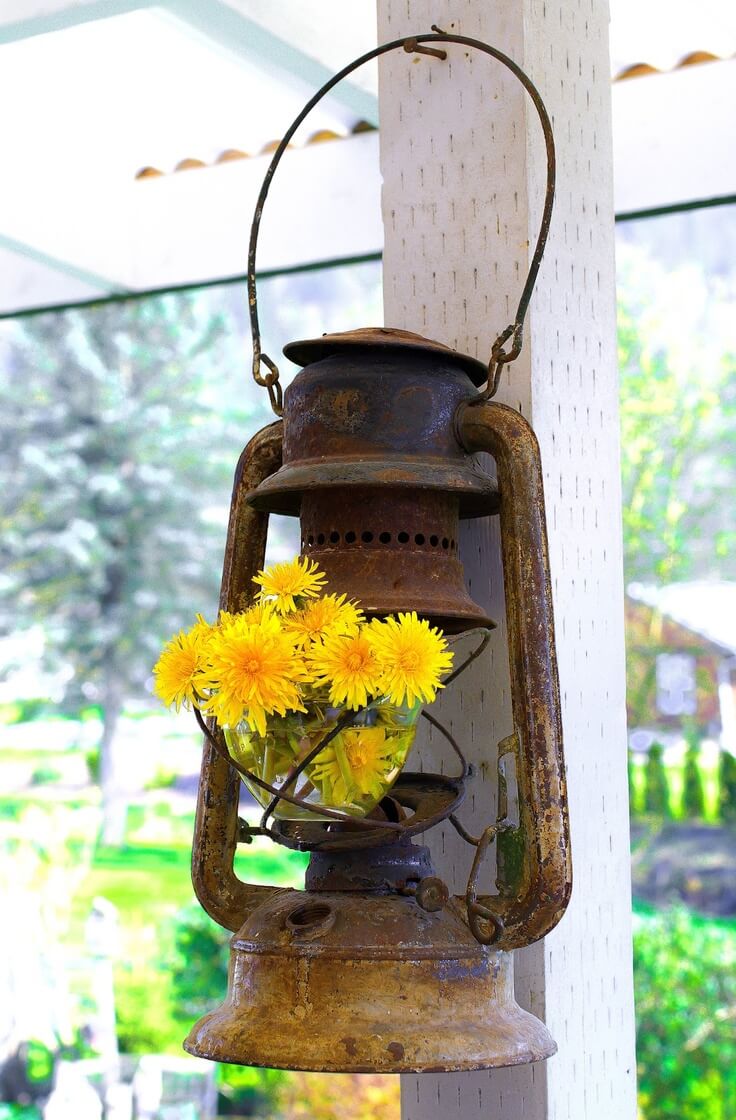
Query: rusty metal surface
[[184, 888, 556, 1072], [300, 487, 493, 631], [270, 772, 466, 852], [190, 421, 284, 933], [248, 347, 498, 518], [305, 840, 436, 893], [283, 326, 488, 385], [457, 400, 572, 950]]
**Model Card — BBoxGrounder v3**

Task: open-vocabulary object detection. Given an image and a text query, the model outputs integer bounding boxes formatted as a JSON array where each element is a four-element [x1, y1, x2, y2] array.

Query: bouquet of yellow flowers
[[153, 556, 453, 820]]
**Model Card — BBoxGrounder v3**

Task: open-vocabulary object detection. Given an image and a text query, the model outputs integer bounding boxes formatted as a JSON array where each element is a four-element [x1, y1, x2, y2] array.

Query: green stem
[[332, 739, 357, 802], [262, 738, 275, 787]]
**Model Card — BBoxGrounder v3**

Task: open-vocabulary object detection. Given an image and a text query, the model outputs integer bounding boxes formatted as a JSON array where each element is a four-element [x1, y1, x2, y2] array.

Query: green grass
[[76, 837, 307, 921], [633, 896, 736, 931], [64, 819, 308, 1055]]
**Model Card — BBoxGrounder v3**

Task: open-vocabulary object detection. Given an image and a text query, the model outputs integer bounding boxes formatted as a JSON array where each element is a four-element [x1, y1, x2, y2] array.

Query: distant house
[[625, 583, 736, 746]]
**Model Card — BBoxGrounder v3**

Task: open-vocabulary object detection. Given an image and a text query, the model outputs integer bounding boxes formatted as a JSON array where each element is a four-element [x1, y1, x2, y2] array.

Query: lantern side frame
[[456, 400, 572, 950], [190, 420, 283, 933]]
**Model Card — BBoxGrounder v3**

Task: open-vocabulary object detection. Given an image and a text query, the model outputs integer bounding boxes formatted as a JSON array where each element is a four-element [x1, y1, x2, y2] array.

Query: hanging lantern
[[179, 31, 571, 1074]]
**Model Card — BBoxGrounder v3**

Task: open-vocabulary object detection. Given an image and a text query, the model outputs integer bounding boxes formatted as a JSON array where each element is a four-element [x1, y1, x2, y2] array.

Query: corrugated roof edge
[[135, 52, 734, 181]]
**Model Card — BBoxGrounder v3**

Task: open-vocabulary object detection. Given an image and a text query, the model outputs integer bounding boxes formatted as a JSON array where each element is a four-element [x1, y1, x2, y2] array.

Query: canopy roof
[[0, 0, 734, 316]]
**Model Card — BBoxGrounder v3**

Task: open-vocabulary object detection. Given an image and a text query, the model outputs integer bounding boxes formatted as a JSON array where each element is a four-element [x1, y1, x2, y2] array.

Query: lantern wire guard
[[193, 629, 502, 942], [247, 28, 556, 417]]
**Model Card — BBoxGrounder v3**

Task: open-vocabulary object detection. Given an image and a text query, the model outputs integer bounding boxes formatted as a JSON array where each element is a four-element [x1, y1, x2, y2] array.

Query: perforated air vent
[[302, 529, 457, 552]]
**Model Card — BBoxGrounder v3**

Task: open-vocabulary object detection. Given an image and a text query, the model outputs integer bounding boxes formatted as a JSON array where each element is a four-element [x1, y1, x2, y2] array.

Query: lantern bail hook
[[246, 30, 556, 416]]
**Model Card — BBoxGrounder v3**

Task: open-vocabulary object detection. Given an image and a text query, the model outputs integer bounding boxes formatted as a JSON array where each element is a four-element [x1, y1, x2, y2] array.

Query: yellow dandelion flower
[[202, 615, 309, 734], [310, 727, 395, 805], [153, 622, 212, 711], [191, 613, 215, 640], [285, 594, 364, 647], [307, 629, 381, 710], [366, 612, 454, 707], [253, 556, 327, 614], [216, 605, 281, 641], [238, 600, 278, 626]]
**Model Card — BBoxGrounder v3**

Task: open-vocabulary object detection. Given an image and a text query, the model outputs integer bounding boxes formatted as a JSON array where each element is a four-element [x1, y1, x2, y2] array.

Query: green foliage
[[29, 766, 62, 786], [634, 907, 736, 1120], [618, 277, 736, 585], [168, 903, 230, 1022], [217, 1065, 287, 1117], [682, 723, 706, 820], [143, 768, 178, 791], [0, 296, 244, 708], [719, 750, 736, 825], [628, 749, 643, 817], [84, 746, 101, 783], [0, 699, 54, 724], [114, 963, 184, 1055], [644, 743, 671, 817]]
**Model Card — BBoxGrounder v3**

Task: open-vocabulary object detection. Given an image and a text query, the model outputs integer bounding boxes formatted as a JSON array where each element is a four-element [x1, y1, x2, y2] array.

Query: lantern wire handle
[[247, 31, 556, 415]]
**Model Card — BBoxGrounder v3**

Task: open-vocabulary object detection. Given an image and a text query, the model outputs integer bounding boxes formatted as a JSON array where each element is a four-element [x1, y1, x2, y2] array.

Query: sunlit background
[[1, 2, 735, 1118]]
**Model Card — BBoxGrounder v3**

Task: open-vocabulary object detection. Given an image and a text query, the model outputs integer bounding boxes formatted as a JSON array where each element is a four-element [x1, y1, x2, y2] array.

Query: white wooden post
[[376, 2, 637, 1118]]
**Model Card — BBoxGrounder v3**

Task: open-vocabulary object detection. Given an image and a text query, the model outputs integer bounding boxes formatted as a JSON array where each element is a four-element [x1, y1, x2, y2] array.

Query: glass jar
[[224, 697, 421, 821]]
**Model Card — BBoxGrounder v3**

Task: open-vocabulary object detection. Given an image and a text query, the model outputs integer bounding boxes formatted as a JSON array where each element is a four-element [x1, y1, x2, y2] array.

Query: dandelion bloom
[[286, 594, 364, 647], [203, 613, 309, 735], [253, 556, 327, 614], [310, 727, 394, 805], [367, 612, 453, 707], [153, 622, 212, 711], [237, 600, 278, 626], [308, 629, 381, 710]]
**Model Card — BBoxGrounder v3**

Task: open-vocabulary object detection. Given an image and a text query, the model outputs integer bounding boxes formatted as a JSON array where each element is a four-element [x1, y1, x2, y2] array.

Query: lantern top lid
[[283, 326, 488, 387]]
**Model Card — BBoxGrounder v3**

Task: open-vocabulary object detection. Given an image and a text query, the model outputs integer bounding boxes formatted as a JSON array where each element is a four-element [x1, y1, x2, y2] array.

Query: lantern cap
[[283, 326, 489, 387]]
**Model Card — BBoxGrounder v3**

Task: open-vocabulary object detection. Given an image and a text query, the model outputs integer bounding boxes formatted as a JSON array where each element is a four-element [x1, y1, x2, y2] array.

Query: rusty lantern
[[184, 31, 571, 1074]]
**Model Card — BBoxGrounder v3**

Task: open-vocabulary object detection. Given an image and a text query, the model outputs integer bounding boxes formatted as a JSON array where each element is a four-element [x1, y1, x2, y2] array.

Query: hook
[[403, 37, 448, 60]]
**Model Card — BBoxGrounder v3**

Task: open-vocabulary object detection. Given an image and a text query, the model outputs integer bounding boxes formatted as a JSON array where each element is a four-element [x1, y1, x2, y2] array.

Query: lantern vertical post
[[377, 1, 637, 1118]]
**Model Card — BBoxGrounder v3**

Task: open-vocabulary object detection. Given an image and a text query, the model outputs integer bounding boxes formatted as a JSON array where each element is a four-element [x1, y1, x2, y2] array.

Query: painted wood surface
[[376, 1, 637, 1117]]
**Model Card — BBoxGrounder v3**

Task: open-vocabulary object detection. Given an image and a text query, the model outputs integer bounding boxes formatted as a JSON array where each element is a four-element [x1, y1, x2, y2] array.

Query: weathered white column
[[377, 2, 637, 1118]]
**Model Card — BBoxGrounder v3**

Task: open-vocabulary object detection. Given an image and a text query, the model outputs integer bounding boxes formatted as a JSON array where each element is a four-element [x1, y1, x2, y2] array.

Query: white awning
[[0, 0, 733, 316]]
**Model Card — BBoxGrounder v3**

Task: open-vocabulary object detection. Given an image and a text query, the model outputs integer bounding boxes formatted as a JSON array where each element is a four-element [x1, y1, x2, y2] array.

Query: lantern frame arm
[[191, 420, 284, 933], [456, 400, 572, 950], [247, 30, 556, 415]]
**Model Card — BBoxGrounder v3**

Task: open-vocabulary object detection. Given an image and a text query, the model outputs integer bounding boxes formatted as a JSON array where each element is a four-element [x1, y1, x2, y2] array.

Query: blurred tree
[[681, 721, 705, 820], [644, 743, 671, 818], [618, 295, 736, 585], [0, 296, 250, 841], [719, 750, 736, 825]]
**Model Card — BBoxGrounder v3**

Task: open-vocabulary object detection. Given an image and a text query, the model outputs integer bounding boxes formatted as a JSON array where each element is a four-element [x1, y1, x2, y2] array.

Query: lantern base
[[183, 888, 556, 1073]]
